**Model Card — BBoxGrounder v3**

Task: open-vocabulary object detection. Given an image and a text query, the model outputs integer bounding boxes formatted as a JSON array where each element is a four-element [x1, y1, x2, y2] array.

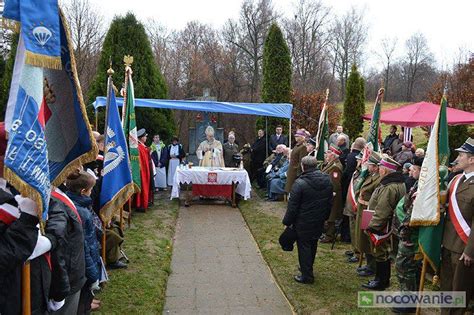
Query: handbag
[[279, 226, 297, 251]]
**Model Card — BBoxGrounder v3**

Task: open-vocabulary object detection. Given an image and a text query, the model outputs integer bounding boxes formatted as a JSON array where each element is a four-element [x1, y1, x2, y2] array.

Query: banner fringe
[[3, 167, 44, 221], [25, 51, 62, 70], [99, 183, 135, 224]]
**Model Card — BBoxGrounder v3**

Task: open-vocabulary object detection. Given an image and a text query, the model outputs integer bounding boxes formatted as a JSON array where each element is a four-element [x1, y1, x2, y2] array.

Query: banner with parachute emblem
[[4, 5, 97, 219]]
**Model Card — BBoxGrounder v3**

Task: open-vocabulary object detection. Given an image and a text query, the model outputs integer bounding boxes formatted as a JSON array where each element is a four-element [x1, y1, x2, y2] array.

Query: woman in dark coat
[[250, 129, 267, 183]]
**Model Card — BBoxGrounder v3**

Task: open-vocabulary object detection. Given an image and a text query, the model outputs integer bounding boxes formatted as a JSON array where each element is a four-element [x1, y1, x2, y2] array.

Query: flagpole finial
[[107, 58, 114, 76], [124, 55, 134, 74], [443, 81, 448, 96]]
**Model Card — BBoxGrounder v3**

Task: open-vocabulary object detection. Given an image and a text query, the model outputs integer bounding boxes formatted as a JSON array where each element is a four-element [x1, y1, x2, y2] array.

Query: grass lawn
[[95, 195, 179, 314], [239, 193, 439, 314]]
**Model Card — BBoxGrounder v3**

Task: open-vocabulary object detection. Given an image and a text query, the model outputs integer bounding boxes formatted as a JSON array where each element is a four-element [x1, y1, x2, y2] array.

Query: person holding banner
[[362, 155, 405, 290], [135, 129, 152, 211], [440, 137, 474, 315], [355, 152, 382, 276], [0, 161, 40, 314], [391, 157, 423, 313]]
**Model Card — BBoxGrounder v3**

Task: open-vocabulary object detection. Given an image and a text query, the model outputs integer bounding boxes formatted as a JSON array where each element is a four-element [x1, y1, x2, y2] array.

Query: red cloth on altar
[[192, 184, 233, 198], [135, 142, 151, 209]]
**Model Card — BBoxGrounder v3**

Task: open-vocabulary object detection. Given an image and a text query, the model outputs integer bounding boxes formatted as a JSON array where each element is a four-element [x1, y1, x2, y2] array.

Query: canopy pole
[[265, 116, 268, 156], [94, 108, 98, 131], [289, 118, 292, 148]]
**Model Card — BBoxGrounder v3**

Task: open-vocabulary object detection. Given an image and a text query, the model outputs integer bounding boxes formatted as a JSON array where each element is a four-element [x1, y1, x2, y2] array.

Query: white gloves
[[14, 195, 38, 217], [47, 299, 65, 312], [91, 279, 100, 292], [28, 231, 52, 260]]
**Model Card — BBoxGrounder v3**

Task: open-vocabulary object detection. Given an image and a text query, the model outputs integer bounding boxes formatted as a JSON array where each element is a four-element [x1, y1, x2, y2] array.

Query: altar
[[171, 166, 251, 207]]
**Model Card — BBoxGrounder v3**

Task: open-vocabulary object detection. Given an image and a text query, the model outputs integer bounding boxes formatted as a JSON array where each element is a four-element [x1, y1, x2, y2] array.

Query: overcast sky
[[80, 0, 473, 71]]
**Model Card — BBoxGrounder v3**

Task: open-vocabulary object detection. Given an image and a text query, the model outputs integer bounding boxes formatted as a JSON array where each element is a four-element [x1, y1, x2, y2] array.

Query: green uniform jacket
[[368, 172, 406, 232], [367, 172, 405, 260], [321, 159, 343, 223], [443, 174, 474, 257], [355, 173, 381, 254], [285, 143, 308, 193]]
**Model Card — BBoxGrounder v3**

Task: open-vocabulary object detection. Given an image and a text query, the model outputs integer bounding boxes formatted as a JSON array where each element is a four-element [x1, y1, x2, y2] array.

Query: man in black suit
[[269, 125, 288, 153]]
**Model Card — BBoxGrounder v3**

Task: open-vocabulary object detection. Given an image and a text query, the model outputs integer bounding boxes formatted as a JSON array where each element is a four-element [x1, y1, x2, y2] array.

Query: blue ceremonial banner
[[99, 79, 135, 223], [4, 34, 51, 220], [4, 9, 97, 220], [2, 0, 61, 69]]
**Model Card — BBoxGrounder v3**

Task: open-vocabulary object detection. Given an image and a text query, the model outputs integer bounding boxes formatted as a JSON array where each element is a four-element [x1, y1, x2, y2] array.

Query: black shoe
[[391, 307, 416, 313], [345, 250, 354, 257], [319, 236, 333, 244], [108, 261, 128, 269], [294, 275, 314, 284], [357, 269, 375, 277], [361, 279, 386, 290], [357, 265, 369, 272], [347, 256, 359, 263]]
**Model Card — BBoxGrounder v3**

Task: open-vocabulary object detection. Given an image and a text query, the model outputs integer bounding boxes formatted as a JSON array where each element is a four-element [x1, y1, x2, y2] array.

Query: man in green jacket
[[362, 154, 406, 290]]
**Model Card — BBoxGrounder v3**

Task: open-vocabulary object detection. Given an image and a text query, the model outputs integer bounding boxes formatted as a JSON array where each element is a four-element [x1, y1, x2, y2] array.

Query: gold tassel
[[3, 167, 44, 221], [25, 51, 62, 70], [99, 183, 135, 224]]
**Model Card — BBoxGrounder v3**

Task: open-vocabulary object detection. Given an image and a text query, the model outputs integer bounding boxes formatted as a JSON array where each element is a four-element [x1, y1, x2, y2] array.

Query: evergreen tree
[[88, 13, 174, 141], [359, 75, 366, 118], [0, 33, 19, 120], [257, 23, 292, 137], [342, 64, 364, 140]]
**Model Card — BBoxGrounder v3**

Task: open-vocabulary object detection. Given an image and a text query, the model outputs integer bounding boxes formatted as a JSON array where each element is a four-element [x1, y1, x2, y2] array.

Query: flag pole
[[101, 63, 114, 263], [416, 256, 428, 315], [22, 261, 31, 315], [123, 55, 134, 226]]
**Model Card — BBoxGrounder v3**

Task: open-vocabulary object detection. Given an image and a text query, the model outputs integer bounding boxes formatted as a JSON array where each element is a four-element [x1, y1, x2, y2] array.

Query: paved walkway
[[164, 204, 292, 314]]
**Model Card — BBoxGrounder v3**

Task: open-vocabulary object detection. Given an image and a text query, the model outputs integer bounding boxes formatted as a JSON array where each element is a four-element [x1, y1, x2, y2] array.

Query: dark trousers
[[440, 248, 474, 315], [296, 238, 318, 280]]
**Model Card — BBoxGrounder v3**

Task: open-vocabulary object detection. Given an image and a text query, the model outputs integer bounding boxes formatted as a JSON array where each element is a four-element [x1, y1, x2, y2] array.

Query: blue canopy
[[93, 97, 293, 119]]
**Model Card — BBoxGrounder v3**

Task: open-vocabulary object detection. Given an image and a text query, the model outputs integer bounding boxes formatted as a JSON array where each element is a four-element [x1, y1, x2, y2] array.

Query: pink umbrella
[[363, 102, 474, 127]]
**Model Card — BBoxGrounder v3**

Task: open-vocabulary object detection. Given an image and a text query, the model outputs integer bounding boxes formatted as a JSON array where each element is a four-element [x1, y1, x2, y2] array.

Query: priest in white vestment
[[196, 126, 224, 167]]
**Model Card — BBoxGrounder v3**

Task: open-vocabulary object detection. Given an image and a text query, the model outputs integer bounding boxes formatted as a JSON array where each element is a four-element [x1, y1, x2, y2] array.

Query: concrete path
[[163, 204, 292, 315]]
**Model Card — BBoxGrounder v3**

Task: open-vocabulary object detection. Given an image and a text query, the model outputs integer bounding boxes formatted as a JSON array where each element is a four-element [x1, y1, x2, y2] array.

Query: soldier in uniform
[[441, 137, 474, 315], [362, 154, 406, 290], [355, 152, 382, 276], [320, 144, 344, 243], [285, 129, 309, 193], [392, 158, 423, 313]]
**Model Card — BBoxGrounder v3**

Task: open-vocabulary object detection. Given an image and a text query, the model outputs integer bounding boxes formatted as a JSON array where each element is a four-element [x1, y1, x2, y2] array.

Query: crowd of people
[[271, 124, 473, 314], [0, 125, 131, 314]]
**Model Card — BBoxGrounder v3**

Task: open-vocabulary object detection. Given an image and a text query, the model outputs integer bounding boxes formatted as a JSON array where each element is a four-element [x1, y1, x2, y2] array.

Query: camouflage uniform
[[394, 181, 422, 292]]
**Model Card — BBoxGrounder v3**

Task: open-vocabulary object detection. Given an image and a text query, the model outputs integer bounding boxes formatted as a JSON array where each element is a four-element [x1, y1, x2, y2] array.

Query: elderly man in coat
[[285, 129, 309, 193], [283, 156, 333, 284]]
